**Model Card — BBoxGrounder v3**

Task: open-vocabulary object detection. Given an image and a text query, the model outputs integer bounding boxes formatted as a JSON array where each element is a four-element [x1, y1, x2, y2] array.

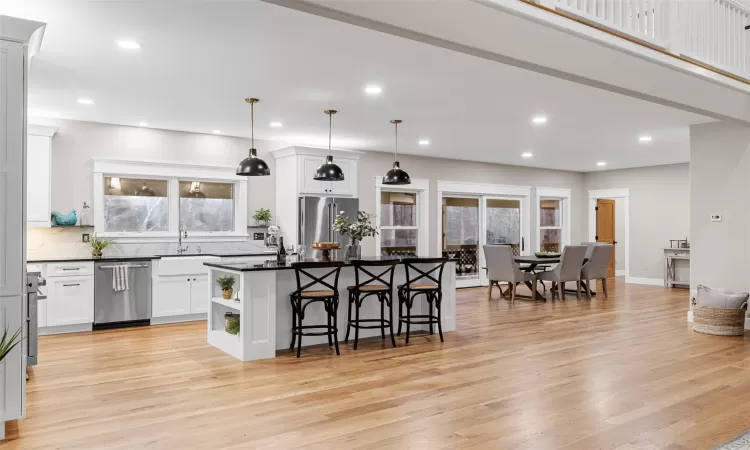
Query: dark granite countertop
[[28, 251, 277, 264], [204, 256, 452, 272]]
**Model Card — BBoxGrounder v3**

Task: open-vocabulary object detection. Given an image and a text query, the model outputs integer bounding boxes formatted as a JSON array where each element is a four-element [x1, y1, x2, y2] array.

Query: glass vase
[[345, 240, 361, 261]]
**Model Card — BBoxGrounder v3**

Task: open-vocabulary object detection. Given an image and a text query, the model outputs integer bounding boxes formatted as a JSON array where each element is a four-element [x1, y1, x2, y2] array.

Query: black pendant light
[[313, 109, 345, 182], [382, 119, 411, 185], [236, 97, 271, 176]]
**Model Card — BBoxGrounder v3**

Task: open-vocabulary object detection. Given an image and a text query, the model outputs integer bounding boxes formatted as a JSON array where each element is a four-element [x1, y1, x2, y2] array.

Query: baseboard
[[615, 270, 626, 276], [39, 323, 92, 336], [150, 313, 207, 325], [625, 276, 664, 286]]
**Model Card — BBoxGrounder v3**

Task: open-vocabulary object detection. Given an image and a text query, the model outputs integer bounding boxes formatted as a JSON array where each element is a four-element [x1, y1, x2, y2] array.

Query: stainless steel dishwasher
[[94, 260, 152, 329]]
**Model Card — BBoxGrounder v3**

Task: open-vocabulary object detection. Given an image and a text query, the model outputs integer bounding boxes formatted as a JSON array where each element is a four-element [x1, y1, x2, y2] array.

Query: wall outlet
[[81, 233, 90, 243], [710, 214, 722, 222], [253, 232, 265, 241]]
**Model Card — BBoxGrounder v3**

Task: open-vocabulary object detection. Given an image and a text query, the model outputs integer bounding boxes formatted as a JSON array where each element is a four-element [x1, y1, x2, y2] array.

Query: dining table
[[488, 255, 596, 300]]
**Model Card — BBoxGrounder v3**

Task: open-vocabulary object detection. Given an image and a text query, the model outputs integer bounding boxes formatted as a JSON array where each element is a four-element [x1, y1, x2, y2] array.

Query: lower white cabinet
[[152, 275, 207, 317], [45, 276, 94, 326], [37, 299, 47, 328], [190, 275, 209, 314]]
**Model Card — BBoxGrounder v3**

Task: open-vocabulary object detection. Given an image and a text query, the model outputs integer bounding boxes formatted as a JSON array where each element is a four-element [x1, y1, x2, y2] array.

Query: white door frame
[[374, 177, 430, 257], [588, 188, 630, 279], [437, 181, 531, 287]]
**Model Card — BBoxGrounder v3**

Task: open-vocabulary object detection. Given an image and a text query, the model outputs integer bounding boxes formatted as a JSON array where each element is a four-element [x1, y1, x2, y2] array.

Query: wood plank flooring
[[3, 279, 749, 449]]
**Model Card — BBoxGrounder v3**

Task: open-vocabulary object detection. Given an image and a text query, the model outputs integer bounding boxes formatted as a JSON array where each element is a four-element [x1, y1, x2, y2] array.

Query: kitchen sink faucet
[[177, 224, 189, 255]]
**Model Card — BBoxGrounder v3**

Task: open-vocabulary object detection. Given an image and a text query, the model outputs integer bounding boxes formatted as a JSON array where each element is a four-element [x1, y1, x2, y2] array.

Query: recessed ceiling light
[[522, 152, 533, 158], [269, 121, 283, 128], [212, 130, 221, 134], [596, 161, 607, 167], [138, 122, 149, 127], [364, 85, 383, 95], [418, 139, 430, 146], [77, 98, 95, 105], [639, 135, 653, 143], [531, 115, 547, 125], [116, 40, 141, 50]]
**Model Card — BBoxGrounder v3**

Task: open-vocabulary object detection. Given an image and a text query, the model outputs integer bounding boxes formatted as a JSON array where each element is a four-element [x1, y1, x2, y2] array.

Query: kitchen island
[[204, 257, 456, 361]]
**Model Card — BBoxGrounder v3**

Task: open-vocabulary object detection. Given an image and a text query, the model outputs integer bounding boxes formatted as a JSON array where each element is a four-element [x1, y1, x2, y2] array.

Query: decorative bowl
[[51, 209, 77, 226], [534, 252, 561, 258], [312, 242, 340, 250]]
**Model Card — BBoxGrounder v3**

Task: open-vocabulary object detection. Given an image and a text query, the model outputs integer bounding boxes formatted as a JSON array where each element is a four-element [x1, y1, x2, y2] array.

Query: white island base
[[206, 261, 456, 361]]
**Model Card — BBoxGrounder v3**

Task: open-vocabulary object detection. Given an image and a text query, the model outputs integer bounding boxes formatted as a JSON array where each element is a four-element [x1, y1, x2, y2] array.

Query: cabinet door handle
[[62, 268, 80, 271], [63, 283, 80, 287], [193, 278, 196, 281]]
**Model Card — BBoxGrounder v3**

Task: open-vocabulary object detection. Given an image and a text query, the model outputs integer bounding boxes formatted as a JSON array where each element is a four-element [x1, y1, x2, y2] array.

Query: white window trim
[[93, 158, 248, 242], [374, 177, 430, 257], [535, 187, 571, 253]]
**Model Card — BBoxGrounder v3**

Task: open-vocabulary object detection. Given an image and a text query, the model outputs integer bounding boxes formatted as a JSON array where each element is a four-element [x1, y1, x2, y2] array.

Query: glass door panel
[[442, 196, 480, 287], [485, 198, 522, 256]]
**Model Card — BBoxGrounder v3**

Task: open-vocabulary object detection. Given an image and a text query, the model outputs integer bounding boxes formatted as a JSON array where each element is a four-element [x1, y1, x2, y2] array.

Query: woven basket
[[693, 304, 747, 336]]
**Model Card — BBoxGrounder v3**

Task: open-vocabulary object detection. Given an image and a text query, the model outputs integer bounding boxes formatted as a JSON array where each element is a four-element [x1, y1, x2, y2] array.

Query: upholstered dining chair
[[581, 243, 615, 299], [536, 245, 587, 300], [483, 244, 536, 302]]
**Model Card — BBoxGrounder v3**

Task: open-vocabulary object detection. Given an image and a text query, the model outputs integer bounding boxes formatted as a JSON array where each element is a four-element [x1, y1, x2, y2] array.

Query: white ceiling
[[3, 0, 711, 172]]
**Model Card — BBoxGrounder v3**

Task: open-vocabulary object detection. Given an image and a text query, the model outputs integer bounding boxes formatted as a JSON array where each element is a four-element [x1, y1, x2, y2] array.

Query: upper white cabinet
[[26, 125, 57, 228]]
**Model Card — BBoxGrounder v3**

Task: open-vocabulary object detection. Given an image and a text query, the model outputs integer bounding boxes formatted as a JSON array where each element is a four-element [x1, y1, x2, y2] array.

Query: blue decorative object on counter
[[51, 209, 77, 226]]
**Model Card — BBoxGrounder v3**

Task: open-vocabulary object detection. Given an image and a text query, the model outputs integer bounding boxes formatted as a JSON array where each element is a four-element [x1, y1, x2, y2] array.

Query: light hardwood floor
[[3, 279, 749, 450]]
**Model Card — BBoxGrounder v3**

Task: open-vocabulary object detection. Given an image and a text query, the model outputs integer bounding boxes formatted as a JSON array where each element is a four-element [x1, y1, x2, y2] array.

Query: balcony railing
[[535, 0, 750, 81]]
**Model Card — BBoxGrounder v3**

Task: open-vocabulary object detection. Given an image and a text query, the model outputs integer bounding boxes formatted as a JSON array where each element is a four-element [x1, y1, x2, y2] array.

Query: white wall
[[615, 198, 625, 272], [44, 119, 288, 221], [690, 121, 750, 293], [584, 163, 690, 280], [38, 119, 589, 259]]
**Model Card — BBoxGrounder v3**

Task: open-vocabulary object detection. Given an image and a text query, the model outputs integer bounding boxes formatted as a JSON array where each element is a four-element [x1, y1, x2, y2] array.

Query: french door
[[440, 193, 529, 288]]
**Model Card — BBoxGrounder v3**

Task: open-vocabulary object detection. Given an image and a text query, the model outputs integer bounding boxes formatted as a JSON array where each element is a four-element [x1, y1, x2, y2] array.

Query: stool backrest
[[291, 261, 345, 295], [351, 259, 399, 290], [402, 258, 448, 287]]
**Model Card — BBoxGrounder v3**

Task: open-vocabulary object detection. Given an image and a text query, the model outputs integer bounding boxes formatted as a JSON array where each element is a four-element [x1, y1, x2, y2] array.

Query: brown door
[[596, 199, 616, 278]]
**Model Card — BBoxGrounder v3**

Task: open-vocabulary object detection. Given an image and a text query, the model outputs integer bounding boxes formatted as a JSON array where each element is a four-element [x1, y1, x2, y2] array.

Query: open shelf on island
[[211, 297, 241, 311]]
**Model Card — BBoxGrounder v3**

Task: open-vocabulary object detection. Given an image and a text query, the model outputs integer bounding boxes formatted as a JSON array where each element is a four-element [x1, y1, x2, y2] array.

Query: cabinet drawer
[[47, 262, 94, 277]]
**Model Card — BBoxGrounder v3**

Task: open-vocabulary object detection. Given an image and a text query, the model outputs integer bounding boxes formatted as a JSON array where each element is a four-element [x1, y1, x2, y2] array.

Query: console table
[[664, 248, 690, 288]]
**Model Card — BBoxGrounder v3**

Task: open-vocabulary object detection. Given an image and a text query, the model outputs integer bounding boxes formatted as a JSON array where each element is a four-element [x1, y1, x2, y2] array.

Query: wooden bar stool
[[345, 259, 399, 349], [397, 258, 448, 344], [289, 261, 344, 358]]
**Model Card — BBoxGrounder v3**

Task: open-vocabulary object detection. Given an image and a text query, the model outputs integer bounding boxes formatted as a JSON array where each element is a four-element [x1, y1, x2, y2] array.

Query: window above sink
[[93, 159, 248, 242]]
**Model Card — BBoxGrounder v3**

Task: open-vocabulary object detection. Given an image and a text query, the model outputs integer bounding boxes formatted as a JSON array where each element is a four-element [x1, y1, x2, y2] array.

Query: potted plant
[[252, 208, 272, 226], [216, 275, 236, 299], [0, 327, 22, 363], [88, 235, 113, 258], [333, 211, 378, 260], [224, 312, 240, 335]]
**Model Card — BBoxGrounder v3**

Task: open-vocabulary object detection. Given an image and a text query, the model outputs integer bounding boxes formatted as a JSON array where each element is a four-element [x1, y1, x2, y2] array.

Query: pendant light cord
[[394, 121, 399, 162], [250, 101, 255, 154], [328, 112, 332, 155]]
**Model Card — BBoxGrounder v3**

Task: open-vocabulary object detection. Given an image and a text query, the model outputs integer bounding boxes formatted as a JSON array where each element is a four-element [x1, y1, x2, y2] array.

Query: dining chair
[[536, 245, 587, 300], [483, 244, 536, 302], [581, 243, 614, 299]]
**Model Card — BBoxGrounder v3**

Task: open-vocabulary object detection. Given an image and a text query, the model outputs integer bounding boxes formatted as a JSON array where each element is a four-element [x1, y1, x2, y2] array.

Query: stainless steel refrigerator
[[299, 196, 359, 258]]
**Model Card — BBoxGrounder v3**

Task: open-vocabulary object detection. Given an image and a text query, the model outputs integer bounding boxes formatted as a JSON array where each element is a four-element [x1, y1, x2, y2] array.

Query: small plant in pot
[[216, 275, 236, 299], [252, 208, 272, 226], [88, 235, 113, 258], [224, 312, 240, 335]]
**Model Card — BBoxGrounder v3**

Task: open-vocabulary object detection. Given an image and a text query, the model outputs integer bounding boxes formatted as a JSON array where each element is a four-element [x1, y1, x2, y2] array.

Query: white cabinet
[[37, 298, 47, 328], [152, 257, 218, 318], [46, 276, 94, 326], [297, 153, 358, 197], [26, 126, 57, 228], [152, 275, 192, 317], [190, 274, 209, 314]]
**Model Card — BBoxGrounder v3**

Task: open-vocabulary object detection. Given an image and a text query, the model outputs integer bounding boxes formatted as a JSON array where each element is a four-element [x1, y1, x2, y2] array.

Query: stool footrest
[[292, 324, 337, 337], [399, 314, 440, 325], [348, 318, 392, 329]]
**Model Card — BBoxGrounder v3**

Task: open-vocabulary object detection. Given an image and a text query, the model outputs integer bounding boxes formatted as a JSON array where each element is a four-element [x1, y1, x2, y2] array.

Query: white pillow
[[695, 285, 749, 309]]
